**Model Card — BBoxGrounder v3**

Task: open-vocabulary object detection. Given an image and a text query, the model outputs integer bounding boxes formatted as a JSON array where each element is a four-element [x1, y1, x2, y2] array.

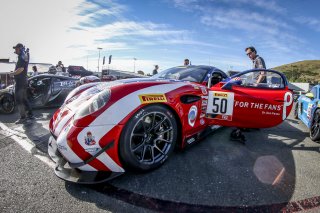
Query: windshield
[[151, 66, 209, 83]]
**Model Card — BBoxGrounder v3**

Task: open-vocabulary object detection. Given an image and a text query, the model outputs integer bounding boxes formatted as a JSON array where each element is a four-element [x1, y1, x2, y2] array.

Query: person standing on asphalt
[[229, 46, 267, 144], [152, 65, 159, 75], [245, 46, 266, 83], [11, 43, 34, 124]]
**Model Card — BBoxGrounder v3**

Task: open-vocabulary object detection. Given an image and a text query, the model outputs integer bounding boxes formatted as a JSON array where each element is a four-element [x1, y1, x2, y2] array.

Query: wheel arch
[[117, 102, 181, 171]]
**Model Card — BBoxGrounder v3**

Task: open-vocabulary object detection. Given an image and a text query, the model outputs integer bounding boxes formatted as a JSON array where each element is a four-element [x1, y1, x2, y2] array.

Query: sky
[[0, 0, 319, 74]]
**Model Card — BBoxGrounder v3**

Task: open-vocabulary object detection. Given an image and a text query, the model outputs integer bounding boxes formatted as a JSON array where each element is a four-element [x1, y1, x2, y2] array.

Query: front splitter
[[48, 136, 123, 184]]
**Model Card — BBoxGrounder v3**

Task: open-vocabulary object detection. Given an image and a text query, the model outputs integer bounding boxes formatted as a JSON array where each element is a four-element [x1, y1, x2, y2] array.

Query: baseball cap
[[13, 43, 24, 49]]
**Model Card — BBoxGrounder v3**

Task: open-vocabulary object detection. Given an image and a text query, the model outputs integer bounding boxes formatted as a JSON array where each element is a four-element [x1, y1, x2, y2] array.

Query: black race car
[[0, 74, 78, 114]]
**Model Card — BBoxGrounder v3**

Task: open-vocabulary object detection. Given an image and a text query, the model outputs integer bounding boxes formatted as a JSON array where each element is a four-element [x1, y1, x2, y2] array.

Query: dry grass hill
[[272, 60, 320, 83]]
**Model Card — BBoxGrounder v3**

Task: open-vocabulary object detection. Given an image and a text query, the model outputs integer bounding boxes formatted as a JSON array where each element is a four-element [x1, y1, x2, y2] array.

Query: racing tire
[[119, 104, 178, 171], [310, 109, 320, 142], [294, 102, 299, 119], [0, 93, 15, 114]]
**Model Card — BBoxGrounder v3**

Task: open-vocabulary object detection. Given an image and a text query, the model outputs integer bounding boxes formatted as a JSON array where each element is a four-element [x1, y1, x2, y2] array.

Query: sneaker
[[15, 117, 27, 124], [230, 129, 246, 145]]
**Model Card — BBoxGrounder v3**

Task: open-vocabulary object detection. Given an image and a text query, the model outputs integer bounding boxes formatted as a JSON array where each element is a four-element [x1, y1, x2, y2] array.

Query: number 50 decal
[[206, 91, 234, 121]]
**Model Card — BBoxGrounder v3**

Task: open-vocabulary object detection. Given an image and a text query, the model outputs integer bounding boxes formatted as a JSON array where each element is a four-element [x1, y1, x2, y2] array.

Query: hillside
[[272, 60, 320, 83]]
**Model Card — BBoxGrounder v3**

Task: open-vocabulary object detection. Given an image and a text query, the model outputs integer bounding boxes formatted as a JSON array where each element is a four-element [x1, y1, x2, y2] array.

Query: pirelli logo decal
[[139, 94, 167, 104], [214, 93, 228, 97]]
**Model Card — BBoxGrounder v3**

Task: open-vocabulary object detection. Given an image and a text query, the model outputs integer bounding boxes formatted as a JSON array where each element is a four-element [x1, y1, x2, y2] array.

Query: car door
[[299, 86, 317, 126], [49, 77, 76, 106], [206, 69, 293, 128]]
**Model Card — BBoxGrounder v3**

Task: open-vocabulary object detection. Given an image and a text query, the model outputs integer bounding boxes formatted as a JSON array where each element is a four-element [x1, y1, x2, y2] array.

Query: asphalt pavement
[[0, 107, 319, 212]]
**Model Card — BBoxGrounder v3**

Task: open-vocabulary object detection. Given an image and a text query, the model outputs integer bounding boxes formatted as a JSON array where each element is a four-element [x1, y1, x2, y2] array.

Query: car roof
[[29, 74, 77, 80]]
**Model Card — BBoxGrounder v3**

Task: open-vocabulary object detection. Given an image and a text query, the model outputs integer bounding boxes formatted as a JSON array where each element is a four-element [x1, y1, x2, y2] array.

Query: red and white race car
[[48, 66, 293, 183]]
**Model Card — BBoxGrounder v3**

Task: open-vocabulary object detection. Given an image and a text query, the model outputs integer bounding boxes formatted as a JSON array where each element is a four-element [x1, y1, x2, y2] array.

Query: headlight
[[74, 89, 111, 120]]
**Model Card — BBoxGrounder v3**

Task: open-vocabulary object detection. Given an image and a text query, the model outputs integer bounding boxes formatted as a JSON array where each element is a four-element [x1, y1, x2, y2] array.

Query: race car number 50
[[206, 91, 234, 120]]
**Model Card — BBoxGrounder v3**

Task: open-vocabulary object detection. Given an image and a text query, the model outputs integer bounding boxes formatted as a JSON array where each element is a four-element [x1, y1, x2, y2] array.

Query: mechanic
[[11, 43, 34, 124], [32, 65, 38, 77], [245, 46, 266, 83], [153, 65, 159, 75], [56, 61, 66, 72], [184, 58, 190, 66]]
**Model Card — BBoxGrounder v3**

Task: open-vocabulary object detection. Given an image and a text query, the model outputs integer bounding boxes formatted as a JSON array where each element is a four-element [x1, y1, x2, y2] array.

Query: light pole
[[97, 47, 103, 72], [133, 58, 137, 73]]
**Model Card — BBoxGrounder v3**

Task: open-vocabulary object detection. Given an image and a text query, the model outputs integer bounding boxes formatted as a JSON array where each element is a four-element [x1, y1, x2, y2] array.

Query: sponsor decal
[[57, 144, 67, 151], [84, 131, 96, 146], [200, 113, 206, 118], [282, 92, 293, 120], [193, 85, 200, 90], [186, 137, 196, 144], [202, 99, 208, 106], [234, 101, 282, 111], [201, 87, 208, 95], [221, 115, 231, 120], [135, 109, 145, 119], [200, 118, 205, 125], [307, 103, 313, 119], [206, 91, 234, 121], [85, 147, 100, 154], [214, 93, 228, 97], [188, 105, 198, 127], [139, 94, 167, 104]]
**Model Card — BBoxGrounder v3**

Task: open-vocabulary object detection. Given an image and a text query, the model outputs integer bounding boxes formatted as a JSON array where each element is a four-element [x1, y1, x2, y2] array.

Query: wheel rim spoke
[[151, 112, 156, 129], [140, 145, 147, 162], [130, 111, 174, 165], [156, 127, 172, 135], [132, 133, 144, 137], [157, 138, 172, 144], [154, 145, 165, 155], [153, 117, 166, 131], [311, 115, 320, 136], [150, 146, 155, 163], [132, 141, 145, 152]]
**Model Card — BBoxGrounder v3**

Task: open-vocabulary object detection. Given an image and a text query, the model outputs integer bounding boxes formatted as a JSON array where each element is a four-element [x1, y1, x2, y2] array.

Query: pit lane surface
[[0, 108, 319, 212]]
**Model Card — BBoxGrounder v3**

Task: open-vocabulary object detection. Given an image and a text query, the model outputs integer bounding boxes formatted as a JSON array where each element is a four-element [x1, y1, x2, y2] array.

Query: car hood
[[65, 78, 198, 109]]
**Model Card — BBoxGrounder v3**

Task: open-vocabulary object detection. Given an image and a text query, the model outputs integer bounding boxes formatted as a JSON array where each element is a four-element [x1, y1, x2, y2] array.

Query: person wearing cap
[[152, 65, 159, 75], [12, 43, 34, 124]]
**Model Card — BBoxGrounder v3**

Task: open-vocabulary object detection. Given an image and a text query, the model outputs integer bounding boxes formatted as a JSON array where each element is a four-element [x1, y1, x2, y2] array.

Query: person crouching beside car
[[11, 43, 34, 124]]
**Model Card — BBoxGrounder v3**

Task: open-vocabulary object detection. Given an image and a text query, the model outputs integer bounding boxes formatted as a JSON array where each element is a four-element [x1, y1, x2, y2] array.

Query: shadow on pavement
[[0, 108, 57, 153], [64, 118, 320, 212]]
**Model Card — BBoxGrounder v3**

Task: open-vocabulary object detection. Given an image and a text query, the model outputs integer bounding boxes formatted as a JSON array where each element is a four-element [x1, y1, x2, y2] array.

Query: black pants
[[15, 80, 32, 118]]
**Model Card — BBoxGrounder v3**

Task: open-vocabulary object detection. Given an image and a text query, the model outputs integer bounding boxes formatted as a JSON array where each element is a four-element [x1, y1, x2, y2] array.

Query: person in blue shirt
[[11, 43, 34, 124]]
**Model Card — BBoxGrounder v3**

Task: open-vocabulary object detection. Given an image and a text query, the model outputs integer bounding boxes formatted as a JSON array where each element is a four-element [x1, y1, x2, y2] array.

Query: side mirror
[[305, 92, 314, 99]]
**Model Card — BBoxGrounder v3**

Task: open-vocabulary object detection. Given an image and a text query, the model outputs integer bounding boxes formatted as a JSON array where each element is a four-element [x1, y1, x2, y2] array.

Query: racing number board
[[206, 91, 234, 121]]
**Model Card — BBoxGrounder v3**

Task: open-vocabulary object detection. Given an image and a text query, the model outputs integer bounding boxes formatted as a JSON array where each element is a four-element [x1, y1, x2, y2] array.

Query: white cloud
[[294, 16, 320, 32], [200, 9, 291, 35], [0, 0, 203, 73]]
